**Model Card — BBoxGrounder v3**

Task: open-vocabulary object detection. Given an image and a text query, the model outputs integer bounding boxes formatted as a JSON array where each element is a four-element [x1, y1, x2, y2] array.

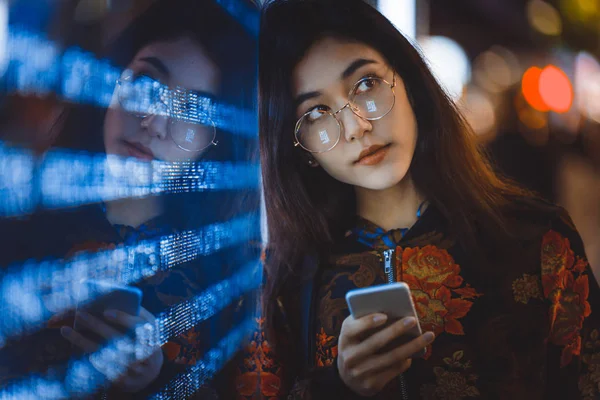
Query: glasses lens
[[351, 77, 395, 119], [117, 71, 165, 118], [170, 118, 216, 152], [296, 109, 340, 152]]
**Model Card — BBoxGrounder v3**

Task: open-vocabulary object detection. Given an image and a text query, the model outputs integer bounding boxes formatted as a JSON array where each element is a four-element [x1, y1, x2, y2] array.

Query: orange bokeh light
[[539, 65, 574, 113], [522, 67, 550, 112]]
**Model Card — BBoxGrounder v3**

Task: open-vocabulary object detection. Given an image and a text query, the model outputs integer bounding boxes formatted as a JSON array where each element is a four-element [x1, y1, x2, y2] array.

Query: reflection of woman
[[0, 0, 257, 397], [242, 0, 600, 398]]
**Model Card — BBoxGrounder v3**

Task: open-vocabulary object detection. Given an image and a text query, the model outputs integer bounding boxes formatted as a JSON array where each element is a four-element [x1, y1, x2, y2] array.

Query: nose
[[340, 104, 372, 143], [141, 114, 169, 140]]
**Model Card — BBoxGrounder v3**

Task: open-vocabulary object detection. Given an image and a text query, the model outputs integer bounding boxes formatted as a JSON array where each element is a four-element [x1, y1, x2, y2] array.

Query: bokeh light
[[419, 36, 471, 101], [474, 46, 521, 93], [522, 66, 550, 112], [560, 0, 600, 25], [527, 0, 563, 36], [539, 65, 573, 113], [575, 51, 600, 123], [459, 86, 497, 139]]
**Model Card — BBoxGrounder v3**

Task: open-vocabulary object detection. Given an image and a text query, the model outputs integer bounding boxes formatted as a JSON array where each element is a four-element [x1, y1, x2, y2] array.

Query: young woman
[[0, 0, 257, 397], [241, 0, 600, 398]]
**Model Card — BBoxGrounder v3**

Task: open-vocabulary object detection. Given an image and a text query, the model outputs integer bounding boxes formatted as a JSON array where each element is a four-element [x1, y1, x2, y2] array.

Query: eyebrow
[[294, 58, 379, 108], [138, 56, 170, 77]]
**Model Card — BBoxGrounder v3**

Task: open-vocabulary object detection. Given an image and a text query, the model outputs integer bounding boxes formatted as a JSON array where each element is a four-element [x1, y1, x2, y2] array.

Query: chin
[[355, 166, 409, 191]]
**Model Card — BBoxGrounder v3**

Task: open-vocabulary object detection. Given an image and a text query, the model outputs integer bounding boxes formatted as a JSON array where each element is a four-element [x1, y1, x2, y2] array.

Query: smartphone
[[73, 279, 143, 343], [345, 282, 426, 357]]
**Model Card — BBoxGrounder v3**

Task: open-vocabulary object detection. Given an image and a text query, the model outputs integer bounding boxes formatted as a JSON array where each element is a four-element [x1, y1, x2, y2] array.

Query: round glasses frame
[[293, 74, 397, 153], [116, 72, 218, 153]]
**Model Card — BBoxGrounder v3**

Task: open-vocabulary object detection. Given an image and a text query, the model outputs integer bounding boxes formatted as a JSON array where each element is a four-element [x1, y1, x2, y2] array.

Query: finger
[[61, 326, 99, 353], [339, 313, 388, 347], [103, 309, 145, 330], [353, 317, 418, 359], [356, 331, 435, 376], [75, 312, 121, 340]]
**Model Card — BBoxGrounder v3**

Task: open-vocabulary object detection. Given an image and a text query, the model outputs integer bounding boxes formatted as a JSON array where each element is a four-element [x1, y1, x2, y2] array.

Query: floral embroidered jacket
[[235, 203, 600, 400]]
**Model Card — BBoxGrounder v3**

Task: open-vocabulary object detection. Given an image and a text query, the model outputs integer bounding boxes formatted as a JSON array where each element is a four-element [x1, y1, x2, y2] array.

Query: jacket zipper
[[383, 249, 409, 400]]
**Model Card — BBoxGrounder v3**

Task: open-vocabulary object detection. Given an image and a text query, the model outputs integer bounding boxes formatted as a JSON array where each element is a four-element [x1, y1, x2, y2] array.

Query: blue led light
[[0, 3, 260, 396], [0, 143, 35, 216], [0, 143, 259, 216], [0, 213, 260, 344], [0, 262, 261, 399], [4, 28, 258, 136], [156, 260, 261, 343], [40, 150, 260, 209], [151, 318, 255, 399]]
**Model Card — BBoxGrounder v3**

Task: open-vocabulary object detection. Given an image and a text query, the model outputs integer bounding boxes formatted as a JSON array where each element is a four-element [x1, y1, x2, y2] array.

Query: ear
[[300, 151, 320, 168], [308, 158, 320, 167], [306, 155, 320, 168]]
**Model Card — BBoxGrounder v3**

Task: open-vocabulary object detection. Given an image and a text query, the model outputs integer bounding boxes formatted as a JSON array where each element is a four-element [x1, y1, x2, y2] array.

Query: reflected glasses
[[116, 70, 218, 153], [294, 74, 396, 153]]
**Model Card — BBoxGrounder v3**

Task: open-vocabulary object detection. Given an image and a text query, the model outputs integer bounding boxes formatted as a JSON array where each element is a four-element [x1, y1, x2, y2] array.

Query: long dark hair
[[54, 0, 259, 230], [260, 0, 534, 317]]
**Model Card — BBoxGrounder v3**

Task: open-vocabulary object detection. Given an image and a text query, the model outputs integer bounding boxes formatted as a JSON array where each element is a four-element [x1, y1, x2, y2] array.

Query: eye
[[355, 77, 381, 95], [305, 106, 329, 122]]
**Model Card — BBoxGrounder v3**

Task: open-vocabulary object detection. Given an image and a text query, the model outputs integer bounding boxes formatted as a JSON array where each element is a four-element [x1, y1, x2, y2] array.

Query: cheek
[[103, 108, 129, 142], [103, 108, 121, 150], [312, 151, 354, 183]]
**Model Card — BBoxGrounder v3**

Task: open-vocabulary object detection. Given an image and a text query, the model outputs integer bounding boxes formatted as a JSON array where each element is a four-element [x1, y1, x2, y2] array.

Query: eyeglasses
[[294, 74, 396, 153], [116, 69, 218, 153]]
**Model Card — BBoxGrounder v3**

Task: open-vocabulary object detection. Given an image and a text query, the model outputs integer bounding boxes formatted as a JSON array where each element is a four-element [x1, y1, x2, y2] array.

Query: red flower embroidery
[[412, 286, 473, 336], [315, 327, 338, 367], [401, 246, 465, 291], [236, 317, 283, 399], [397, 246, 482, 359], [541, 230, 591, 367]]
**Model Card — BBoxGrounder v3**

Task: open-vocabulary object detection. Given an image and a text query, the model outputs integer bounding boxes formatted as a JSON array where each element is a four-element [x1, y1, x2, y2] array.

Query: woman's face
[[104, 36, 220, 162], [292, 37, 417, 190]]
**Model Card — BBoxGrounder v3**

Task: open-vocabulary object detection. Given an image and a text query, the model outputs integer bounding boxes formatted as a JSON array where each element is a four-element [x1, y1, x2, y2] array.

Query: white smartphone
[[345, 282, 426, 357], [73, 279, 142, 340]]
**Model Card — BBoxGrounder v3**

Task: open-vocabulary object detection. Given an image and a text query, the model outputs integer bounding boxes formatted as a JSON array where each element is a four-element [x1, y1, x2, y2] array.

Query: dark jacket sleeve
[[542, 208, 600, 400]]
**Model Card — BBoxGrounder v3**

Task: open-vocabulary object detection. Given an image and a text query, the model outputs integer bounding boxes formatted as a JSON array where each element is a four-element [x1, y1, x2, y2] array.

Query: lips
[[355, 144, 391, 166], [123, 140, 154, 161]]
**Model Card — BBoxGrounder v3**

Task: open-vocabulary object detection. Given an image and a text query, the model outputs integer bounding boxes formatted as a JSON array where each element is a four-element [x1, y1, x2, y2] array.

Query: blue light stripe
[[151, 318, 255, 399], [0, 143, 259, 217], [0, 263, 260, 399], [5, 28, 258, 136], [0, 213, 259, 345], [0, 143, 35, 216]]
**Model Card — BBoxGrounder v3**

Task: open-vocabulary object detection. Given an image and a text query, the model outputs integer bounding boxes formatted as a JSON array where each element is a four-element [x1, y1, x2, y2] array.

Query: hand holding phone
[[346, 282, 426, 356], [335, 283, 435, 397], [61, 280, 164, 392]]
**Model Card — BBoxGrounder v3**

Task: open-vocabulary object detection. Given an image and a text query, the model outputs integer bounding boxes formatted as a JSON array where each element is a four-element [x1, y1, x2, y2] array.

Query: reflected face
[[292, 37, 417, 190], [104, 36, 220, 162]]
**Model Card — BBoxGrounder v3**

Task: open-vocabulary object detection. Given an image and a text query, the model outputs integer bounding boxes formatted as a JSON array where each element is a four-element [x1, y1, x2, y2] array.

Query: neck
[[355, 175, 425, 231], [105, 196, 163, 229]]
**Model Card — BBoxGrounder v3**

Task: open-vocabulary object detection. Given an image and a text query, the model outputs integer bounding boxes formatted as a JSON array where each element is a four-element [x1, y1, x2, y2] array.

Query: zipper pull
[[383, 249, 393, 275], [383, 249, 395, 284]]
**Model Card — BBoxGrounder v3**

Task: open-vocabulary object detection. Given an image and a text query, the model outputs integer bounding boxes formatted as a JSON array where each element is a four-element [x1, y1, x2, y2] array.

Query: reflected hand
[[61, 307, 164, 393]]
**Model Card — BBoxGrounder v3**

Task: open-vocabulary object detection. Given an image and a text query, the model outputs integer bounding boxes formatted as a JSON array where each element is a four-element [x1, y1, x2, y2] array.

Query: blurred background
[[369, 0, 600, 280]]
